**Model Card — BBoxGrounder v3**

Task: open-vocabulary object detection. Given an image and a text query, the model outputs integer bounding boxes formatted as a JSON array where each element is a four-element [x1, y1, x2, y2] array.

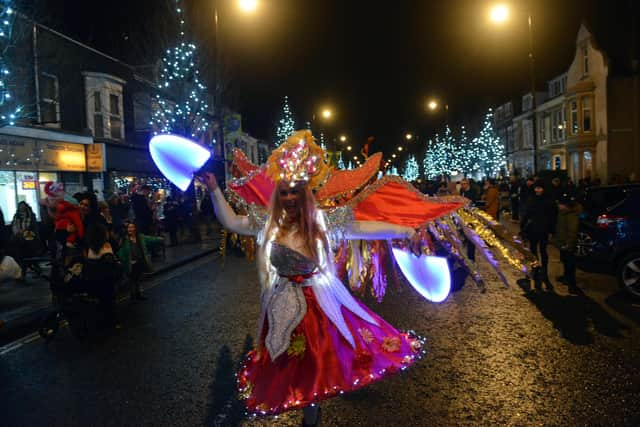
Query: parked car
[[576, 184, 640, 297]]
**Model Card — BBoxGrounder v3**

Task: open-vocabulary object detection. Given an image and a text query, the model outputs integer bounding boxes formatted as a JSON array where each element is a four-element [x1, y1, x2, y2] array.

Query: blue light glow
[[391, 248, 451, 303], [149, 134, 211, 191]]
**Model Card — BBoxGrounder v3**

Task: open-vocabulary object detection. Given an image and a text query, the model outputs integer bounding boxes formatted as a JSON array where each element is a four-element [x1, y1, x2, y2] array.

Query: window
[[582, 46, 589, 76], [83, 72, 126, 141], [583, 151, 593, 177], [554, 155, 562, 170], [523, 120, 532, 148], [93, 92, 104, 138], [582, 96, 593, 132], [40, 73, 60, 126], [522, 94, 532, 112], [570, 100, 579, 134], [109, 94, 122, 139], [552, 109, 566, 142]]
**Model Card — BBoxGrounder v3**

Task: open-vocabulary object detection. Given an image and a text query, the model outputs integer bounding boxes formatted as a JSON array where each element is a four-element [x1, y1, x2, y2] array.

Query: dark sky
[[33, 0, 638, 157]]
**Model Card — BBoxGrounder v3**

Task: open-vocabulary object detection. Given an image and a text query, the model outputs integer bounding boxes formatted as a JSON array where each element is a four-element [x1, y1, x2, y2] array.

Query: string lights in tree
[[0, 2, 23, 127], [476, 109, 506, 177], [275, 95, 296, 146], [151, 0, 210, 142], [402, 154, 419, 181]]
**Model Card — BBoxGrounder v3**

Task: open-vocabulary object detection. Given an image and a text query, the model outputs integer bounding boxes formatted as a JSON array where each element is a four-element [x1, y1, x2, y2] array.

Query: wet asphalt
[[0, 249, 638, 427]]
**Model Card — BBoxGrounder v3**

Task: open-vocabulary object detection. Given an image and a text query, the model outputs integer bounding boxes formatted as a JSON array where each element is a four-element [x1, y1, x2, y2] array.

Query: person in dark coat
[[508, 176, 520, 221], [554, 194, 581, 294], [85, 223, 123, 330], [163, 196, 179, 246], [522, 182, 557, 289], [131, 186, 153, 235], [519, 177, 535, 232]]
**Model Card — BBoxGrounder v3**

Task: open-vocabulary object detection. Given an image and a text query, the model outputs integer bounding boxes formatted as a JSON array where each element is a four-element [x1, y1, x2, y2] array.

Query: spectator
[[200, 192, 215, 236], [108, 194, 128, 232], [522, 182, 557, 289], [554, 194, 581, 294], [436, 181, 451, 196], [85, 223, 123, 330], [164, 196, 179, 246], [0, 206, 7, 250], [9, 201, 41, 280], [509, 175, 520, 222], [131, 185, 153, 235], [548, 177, 563, 204], [519, 177, 535, 232], [459, 179, 478, 204], [117, 222, 164, 302], [482, 179, 500, 219]]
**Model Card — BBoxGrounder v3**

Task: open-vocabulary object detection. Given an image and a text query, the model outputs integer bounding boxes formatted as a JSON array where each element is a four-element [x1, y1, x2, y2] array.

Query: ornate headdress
[[266, 129, 330, 189]]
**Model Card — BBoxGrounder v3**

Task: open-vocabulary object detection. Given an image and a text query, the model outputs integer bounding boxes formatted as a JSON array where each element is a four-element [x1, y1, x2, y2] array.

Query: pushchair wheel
[[38, 312, 61, 341]]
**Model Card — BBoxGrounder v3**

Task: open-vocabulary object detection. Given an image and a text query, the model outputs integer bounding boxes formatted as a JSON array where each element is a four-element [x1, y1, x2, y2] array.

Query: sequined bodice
[[270, 242, 317, 276]]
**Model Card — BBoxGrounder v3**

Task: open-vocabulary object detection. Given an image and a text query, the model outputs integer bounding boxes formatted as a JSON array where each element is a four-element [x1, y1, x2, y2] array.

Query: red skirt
[[237, 287, 425, 416]]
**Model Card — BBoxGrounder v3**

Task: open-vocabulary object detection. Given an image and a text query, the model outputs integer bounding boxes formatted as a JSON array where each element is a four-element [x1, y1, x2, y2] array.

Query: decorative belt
[[279, 270, 317, 285]]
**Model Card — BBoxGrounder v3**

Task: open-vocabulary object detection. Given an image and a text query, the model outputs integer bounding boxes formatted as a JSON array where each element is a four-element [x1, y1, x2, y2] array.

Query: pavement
[[0, 227, 221, 345]]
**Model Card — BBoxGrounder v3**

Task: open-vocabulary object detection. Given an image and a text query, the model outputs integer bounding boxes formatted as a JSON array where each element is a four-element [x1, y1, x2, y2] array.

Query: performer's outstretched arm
[[200, 173, 256, 236], [345, 220, 416, 241]]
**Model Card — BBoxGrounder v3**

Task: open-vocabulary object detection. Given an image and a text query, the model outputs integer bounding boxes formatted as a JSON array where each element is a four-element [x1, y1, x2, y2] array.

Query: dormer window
[[83, 72, 126, 140], [582, 46, 589, 76]]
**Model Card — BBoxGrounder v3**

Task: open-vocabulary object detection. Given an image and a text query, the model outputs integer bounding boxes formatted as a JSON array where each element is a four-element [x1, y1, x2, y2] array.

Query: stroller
[[38, 243, 123, 341]]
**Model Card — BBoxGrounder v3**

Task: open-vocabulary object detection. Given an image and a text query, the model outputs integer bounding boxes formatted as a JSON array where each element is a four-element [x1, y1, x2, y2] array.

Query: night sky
[[31, 0, 638, 157]]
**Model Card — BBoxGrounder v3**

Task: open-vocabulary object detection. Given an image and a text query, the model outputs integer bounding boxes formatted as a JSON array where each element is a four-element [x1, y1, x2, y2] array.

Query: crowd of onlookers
[[413, 173, 639, 293], [0, 184, 218, 331]]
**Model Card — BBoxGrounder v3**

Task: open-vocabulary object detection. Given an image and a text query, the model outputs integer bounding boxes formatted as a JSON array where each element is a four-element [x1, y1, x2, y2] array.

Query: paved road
[[1, 249, 639, 426]]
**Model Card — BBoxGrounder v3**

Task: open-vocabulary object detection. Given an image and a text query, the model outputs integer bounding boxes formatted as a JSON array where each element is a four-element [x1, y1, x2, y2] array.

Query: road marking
[[0, 253, 220, 356]]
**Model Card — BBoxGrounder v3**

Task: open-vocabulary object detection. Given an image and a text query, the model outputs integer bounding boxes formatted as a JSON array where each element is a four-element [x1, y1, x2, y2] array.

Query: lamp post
[[489, 3, 538, 173]]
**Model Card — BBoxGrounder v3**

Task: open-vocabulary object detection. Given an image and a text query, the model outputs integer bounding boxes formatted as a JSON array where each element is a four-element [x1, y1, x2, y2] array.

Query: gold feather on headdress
[[266, 130, 330, 189]]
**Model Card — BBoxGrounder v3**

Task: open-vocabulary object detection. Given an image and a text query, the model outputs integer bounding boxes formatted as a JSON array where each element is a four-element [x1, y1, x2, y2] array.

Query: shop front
[[0, 126, 93, 224]]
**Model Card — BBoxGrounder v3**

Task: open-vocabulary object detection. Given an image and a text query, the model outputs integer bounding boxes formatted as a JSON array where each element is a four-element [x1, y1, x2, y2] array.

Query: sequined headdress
[[266, 130, 330, 189]]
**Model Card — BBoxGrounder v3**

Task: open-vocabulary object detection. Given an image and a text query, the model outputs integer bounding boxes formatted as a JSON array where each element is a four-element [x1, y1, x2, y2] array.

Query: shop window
[[40, 73, 60, 126], [583, 151, 593, 178], [582, 96, 593, 132], [38, 172, 58, 202], [16, 172, 40, 221], [0, 171, 16, 225], [94, 92, 104, 138], [554, 156, 562, 170]]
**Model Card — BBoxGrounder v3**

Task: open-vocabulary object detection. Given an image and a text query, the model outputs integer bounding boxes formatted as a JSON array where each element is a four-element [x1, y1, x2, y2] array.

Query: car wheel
[[576, 231, 594, 257], [617, 252, 640, 298]]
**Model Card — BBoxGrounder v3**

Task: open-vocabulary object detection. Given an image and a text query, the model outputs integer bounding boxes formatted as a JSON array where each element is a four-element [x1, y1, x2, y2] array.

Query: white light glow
[[391, 249, 451, 303], [149, 134, 211, 191]]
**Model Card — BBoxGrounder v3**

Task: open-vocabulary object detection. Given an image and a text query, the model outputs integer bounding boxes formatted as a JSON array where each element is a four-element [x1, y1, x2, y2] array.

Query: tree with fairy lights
[[402, 154, 419, 181], [150, 1, 210, 143], [474, 109, 505, 177], [0, 2, 27, 127], [275, 95, 296, 146]]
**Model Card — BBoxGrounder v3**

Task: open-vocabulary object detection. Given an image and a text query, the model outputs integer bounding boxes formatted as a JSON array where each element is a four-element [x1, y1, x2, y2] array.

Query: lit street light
[[405, 133, 413, 141], [398, 146, 403, 151], [322, 109, 333, 120], [489, 2, 539, 171], [489, 4, 509, 23], [427, 100, 438, 111], [392, 154, 396, 158], [347, 145, 352, 151], [340, 135, 347, 142]]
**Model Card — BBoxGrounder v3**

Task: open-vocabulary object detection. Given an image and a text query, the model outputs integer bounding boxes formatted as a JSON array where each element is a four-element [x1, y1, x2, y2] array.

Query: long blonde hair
[[263, 183, 331, 264]]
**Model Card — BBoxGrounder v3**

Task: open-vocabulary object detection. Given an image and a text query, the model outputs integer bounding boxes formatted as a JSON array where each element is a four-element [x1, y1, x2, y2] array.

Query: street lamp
[[489, 3, 538, 172], [398, 146, 403, 151], [346, 145, 352, 151], [322, 108, 333, 120], [489, 4, 509, 23], [405, 133, 413, 141], [339, 135, 347, 142], [427, 100, 438, 111], [238, 0, 258, 13]]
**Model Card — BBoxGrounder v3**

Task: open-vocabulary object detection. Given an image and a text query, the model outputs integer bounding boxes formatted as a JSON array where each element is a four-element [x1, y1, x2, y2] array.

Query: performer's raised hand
[[198, 172, 218, 192]]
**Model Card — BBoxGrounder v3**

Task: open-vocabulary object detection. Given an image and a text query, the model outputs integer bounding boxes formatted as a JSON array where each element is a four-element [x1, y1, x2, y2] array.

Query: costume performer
[[201, 130, 426, 424]]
